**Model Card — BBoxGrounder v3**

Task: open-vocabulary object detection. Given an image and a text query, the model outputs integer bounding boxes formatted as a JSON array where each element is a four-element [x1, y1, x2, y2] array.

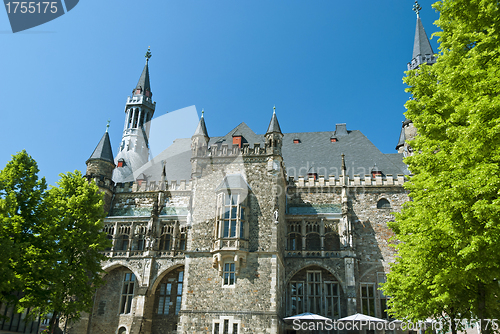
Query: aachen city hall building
[[0, 9, 437, 334]]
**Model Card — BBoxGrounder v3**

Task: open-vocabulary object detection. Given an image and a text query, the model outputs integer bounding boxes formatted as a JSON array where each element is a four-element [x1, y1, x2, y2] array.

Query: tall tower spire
[[408, 1, 436, 70], [114, 48, 157, 182]]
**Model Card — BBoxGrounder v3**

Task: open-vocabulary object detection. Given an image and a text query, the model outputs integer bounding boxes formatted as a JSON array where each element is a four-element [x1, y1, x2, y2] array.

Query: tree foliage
[[384, 0, 500, 329], [0, 151, 109, 330]]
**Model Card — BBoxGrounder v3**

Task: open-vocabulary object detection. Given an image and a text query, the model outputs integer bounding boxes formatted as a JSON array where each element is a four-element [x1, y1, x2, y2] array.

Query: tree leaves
[[384, 0, 500, 326], [0, 152, 109, 329]]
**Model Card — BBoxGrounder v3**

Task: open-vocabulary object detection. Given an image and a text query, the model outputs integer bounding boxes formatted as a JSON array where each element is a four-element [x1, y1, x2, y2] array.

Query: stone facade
[[72, 131, 409, 334]]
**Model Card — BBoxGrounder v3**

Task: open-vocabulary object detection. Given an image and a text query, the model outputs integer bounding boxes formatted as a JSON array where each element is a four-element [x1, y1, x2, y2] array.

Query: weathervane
[[106, 119, 110, 132], [145, 46, 152, 62], [412, 0, 422, 17]]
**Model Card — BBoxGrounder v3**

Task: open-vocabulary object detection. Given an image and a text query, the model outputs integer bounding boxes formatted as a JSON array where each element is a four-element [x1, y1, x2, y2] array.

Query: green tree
[[0, 152, 110, 332], [0, 150, 47, 307], [384, 0, 500, 331], [33, 171, 109, 331]]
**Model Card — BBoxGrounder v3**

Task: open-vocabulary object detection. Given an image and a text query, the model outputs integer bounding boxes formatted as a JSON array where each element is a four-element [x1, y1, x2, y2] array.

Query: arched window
[[159, 234, 171, 251], [116, 235, 129, 251], [156, 267, 184, 316], [286, 266, 341, 318], [287, 233, 302, 251], [118, 327, 127, 334], [120, 273, 135, 314], [306, 234, 321, 251], [324, 233, 340, 251], [377, 198, 391, 209]]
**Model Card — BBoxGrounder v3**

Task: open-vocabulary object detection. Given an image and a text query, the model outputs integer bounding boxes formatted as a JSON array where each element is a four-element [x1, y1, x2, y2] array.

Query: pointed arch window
[[286, 266, 341, 318]]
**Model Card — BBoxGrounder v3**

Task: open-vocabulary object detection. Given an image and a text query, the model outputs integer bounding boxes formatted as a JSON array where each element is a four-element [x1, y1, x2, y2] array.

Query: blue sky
[[0, 0, 440, 186]]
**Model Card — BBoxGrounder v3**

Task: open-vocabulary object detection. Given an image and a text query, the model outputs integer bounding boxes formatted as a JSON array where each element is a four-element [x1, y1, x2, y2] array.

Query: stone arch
[[117, 326, 127, 334], [376, 197, 391, 209], [285, 262, 345, 291], [358, 264, 384, 282], [150, 261, 185, 294], [102, 261, 143, 286]]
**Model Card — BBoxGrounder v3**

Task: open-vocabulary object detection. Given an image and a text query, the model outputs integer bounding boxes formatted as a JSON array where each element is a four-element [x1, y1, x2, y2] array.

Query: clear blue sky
[[0, 0, 440, 186]]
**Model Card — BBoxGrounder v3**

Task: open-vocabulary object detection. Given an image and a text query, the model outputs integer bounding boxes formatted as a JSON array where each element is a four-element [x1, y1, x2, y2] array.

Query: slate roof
[[281, 130, 408, 179], [193, 114, 209, 137], [135, 61, 151, 94], [413, 17, 434, 58], [266, 111, 282, 135], [112, 122, 408, 183], [87, 132, 114, 164], [396, 125, 406, 150]]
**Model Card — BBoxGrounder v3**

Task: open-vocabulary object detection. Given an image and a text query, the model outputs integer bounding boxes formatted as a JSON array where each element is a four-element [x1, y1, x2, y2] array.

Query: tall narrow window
[[377, 273, 389, 319], [287, 233, 302, 250], [324, 282, 340, 318], [216, 193, 247, 240], [159, 234, 171, 251], [116, 235, 129, 251], [120, 273, 135, 314], [156, 269, 184, 316], [179, 227, 187, 250], [361, 283, 376, 316], [223, 320, 229, 334], [289, 281, 304, 315], [307, 271, 322, 314], [223, 262, 235, 286], [175, 271, 183, 315]]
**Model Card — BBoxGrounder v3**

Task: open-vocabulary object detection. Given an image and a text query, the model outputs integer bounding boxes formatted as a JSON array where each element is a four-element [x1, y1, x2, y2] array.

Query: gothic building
[[0, 10, 436, 334]]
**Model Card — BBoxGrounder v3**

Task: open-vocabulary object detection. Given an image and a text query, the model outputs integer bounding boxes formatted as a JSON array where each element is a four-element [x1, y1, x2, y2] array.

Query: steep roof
[[113, 123, 409, 183], [396, 125, 406, 150], [87, 132, 114, 164], [135, 61, 151, 94], [193, 113, 209, 137], [413, 17, 434, 58], [266, 110, 282, 135]]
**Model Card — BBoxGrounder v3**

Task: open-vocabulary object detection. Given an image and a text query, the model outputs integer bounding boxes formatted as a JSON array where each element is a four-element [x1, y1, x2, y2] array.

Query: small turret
[[191, 110, 210, 178], [265, 106, 283, 155], [191, 109, 210, 157], [85, 122, 115, 213]]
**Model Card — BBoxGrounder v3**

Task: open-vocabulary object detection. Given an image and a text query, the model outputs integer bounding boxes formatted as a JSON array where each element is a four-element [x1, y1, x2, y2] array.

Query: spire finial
[[145, 46, 152, 62], [273, 105, 276, 114], [106, 119, 110, 132], [201, 109, 204, 118], [412, 0, 422, 17]]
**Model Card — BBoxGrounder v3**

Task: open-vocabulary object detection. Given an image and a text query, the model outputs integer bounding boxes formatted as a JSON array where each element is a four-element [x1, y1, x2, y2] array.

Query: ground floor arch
[[285, 265, 345, 319]]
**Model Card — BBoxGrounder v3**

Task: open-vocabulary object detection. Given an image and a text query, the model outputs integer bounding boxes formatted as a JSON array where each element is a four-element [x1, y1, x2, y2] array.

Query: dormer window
[[371, 164, 382, 178], [293, 138, 300, 144], [232, 135, 243, 148], [117, 159, 125, 168], [330, 136, 337, 142]]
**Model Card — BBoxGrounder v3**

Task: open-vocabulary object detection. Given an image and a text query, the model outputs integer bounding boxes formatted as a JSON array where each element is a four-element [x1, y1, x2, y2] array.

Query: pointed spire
[[396, 122, 406, 150], [413, 17, 434, 59], [408, 2, 436, 70], [87, 131, 114, 164], [135, 47, 152, 97], [266, 106, 282, 135], [160, 161, 167, 191], [193, 109, 209, 137]]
